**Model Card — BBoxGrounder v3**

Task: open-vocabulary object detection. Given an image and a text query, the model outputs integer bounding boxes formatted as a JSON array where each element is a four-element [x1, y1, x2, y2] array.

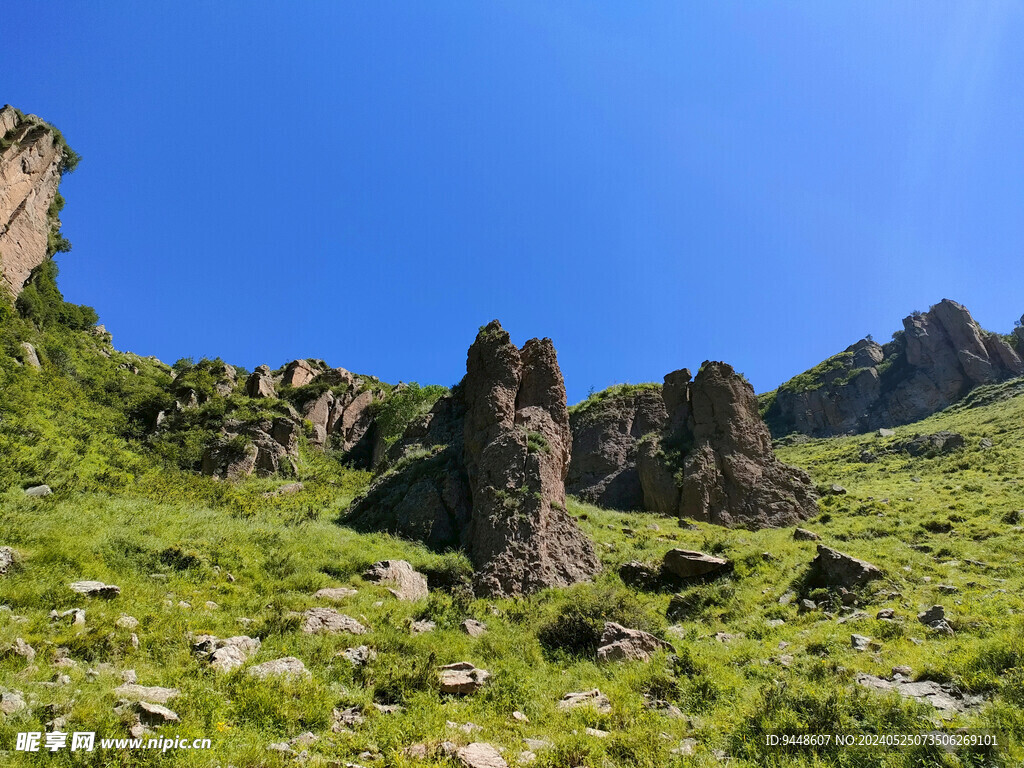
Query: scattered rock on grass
[[662, 549, 732, 581], [439, 662, 491, 694], [810, 545, 882, 588], [461, 619, 488, 637], [855, 673, 982, 714], [597, 621, 673, 662], [456, 742, 508, 768], [301, 608, 367, 635], [0, 547, 17, 575], [314, 587, 358, 601], [113, 684, 179, 704], [793, 527, 819, 541], [363, 560, 428, 601], [917, 605, 954, 635], [69, 580, 120, 598], [557, 689, 612, 714], [192, 635, 261, 672], [340, 646, 376, 667], [24, 485, 51, 497], [247, 657, 308, 680]]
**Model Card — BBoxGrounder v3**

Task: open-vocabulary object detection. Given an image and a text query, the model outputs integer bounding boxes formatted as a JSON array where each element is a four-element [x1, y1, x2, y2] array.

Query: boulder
[[24, 484, 51, 497], [314, 587, 358, 601], [596, 621, 672, 662], [662, 549, 732, 580], [456, 743, 508, 768], [19, 342, 41, 369], [0, 547, 16, 575], [193, 635, 261, 672], [69, 580, 120, 598], [639, 363, 817, 528], [282, 359, 319, 388], [439, 661, 491, 694], [557, 689, 612, 714], [341, 645, 376, 667], [300, 608, 366, 635], [917, 605, 954, 635], [113, 684, 179, 704], [362, 560, 428, 601], [0, 690, 27, 715], [245, 365, 276, 398], [793, 527, 819, 541], [566, 386, 667, 510], [809, 545, 882, 588], [855, 673, 982, 714], [134, 701, 180, 727], [201, 417, 299, 479], [461, 619, 488, 637], [247, 657, 308, 680], [894, 431, 965, 457]]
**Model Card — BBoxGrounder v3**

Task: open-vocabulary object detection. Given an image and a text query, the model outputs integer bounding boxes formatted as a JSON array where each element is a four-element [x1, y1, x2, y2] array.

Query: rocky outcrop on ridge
[[201, 417, 300, 479], [0, 106, 72, 298], [638, 362, 818, 528], [763, 300, 1024, 438], [346, 321, 600, 596], [566, 386, 666, 510]]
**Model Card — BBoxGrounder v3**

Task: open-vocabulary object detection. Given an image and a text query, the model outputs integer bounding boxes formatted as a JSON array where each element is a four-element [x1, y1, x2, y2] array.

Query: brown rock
[[113, 684, 179, 704], [557, 689, 612, 713], [0, 106, 67, 298], [461, 619, 488, 637], [596, 621, 673, 662], [282, 359, 319, 388], [245, 365, 276, 398], [567, 387, 667, 510], [662, 548, 732, 580], [456, 743, 508, 768], [439, 661, 491, 694], [810, 545, 882, 588], [363, 560, 428, 601], [463, 323, 601, 596]]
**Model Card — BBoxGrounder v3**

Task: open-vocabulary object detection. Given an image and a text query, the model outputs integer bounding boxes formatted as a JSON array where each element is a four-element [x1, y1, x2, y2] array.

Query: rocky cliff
[[638, 362, 818, 528], [346, 321, 600, 596], [566, 386, 666, 510], [0, 105, 73, 298], [762, 300, 1024, 438]]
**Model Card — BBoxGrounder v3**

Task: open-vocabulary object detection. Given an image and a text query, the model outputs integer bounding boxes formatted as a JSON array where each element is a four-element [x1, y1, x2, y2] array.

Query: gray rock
[[917, 605, 954, 635], [0, 547, 15, 575], [793, 527, 820, 541], [557, 689, 612, 714], [69, 580, 120, 598], [363, 560, 428, 601], [301, 608, 367, 635], [455, 742, 508, 768], [851, 634, 871, 651], [662, 549, 732, 580], [855, 673, 982, 714], [193, 635, 261, 672], [341, 645, 376, 667], [810, 545, 882, 588], [410, 619, 436, 635], [314, 587, 358, 601], [113, 684, 179, 704], [461, 619, 488, 637], [247, 657, 308, 680], [24, 484, 52, 497], [0, 690, 28, 715]]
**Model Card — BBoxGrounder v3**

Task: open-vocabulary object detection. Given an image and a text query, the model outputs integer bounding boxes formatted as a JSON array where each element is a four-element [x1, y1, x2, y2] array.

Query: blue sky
[[4, 2, 1022, 401]]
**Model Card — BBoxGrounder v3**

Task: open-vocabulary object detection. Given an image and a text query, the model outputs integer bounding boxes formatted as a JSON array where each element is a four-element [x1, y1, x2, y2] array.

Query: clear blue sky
[[4, 3, 1022, 402]]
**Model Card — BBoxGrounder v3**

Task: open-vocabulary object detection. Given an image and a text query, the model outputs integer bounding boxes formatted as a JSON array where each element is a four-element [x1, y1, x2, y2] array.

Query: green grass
[[2, 309, 1023, 765]]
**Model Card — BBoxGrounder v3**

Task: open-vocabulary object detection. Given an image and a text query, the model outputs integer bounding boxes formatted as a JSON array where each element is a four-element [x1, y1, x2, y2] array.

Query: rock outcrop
[[345, 321, 600, 596], [566, 386, 666, 510], [638, 362, 818, 527], [764, 300, 1024, 437], [0, 106, 70, 298], [201, 417, 299, 479]]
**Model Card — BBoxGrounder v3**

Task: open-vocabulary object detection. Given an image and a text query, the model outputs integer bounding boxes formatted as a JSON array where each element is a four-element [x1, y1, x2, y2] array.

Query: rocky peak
[[764, 299, 1024, 438], [0, 105, 72, 298], [639, 361, 818, 528]]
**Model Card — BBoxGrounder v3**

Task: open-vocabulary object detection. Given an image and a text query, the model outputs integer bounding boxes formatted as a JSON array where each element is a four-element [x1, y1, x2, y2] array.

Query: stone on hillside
[[855, 673, 982, 714], [809, 545, 882, 588], [662, 549, 732, 581], [878, 428, 895, 437], [69, 580, 120, 598], [341, 645, 376, 667], [557, 689, 612, 714], [247, 657, 308, 680], [410, 619, 436, 635], [282, 359, 320, 388], [439, 661, 491, 694], [456, 742, 508, 768], [0, 547, 16, 575], [201, 416, 299, 479], [7, 638, 35, 663], [24, 484, 51, 497], [793, 527, 820, 541], [461, 619, 488, 637], [596, 621, 673, 662], [566, 386, 668, 510], [829, 484, 847, 495], [618, 560, 662, 590], [363, 560, 428, 601], [134, 701, 180, 726], [851, 634, 871, 652], [639, 363, 818, 528], [314, 586, 358, 601], [332, 706, 365, 730], [896, 431, 965, 457], [115, 615, 139, 629], [193, 635, 261, 672], [918, 605, 954, 635], [19, 342, 42, 369], [301, 608, 366, 635], [0, 690, 28, 715], [113, 684, 179, 704], [245, 365, 277, 398], [50, 608, 85, 626], [263, 482, 304, 498]]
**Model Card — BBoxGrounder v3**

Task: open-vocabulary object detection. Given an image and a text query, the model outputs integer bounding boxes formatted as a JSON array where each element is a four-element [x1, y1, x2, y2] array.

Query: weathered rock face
[[765, 300, 1024, 438], [345, 321, 600, 597], [566, 387, 666, 510], [462, 323, 601, 596], [639, 362, 818, 528], [201, 417, 299, 479], [0, 106, 67, 298]]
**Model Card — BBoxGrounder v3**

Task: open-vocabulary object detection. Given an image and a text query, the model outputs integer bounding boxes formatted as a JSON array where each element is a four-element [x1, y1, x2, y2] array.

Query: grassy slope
[[2, 328, 1023, 766]]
